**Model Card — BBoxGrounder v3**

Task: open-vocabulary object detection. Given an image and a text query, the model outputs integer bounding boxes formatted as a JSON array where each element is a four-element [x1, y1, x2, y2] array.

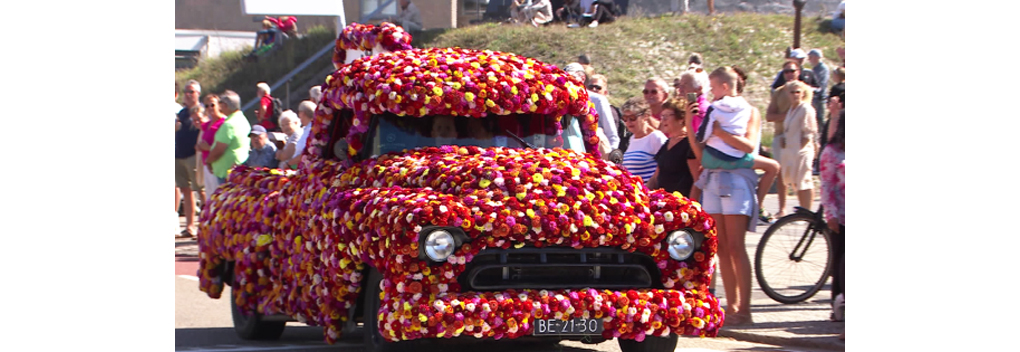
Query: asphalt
[[175, 190, 844, 351]]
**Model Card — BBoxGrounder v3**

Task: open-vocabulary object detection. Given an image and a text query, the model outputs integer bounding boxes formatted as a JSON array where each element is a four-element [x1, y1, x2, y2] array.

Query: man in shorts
[[175, 80, 202, 238]]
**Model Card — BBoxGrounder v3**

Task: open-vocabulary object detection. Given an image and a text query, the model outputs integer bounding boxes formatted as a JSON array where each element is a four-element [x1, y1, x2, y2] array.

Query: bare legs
[[796, 188, 813, 211], [775, 173, 787, 217], [180, 186, 197, 234], [712, 213, 753, 324]]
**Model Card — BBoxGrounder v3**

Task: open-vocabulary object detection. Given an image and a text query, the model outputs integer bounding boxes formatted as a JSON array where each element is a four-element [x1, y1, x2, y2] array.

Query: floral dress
[[819, 145, 845, 225]]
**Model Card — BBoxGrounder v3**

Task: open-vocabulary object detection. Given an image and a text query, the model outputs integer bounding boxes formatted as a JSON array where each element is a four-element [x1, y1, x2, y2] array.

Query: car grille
[[459, 247, 660, 291]]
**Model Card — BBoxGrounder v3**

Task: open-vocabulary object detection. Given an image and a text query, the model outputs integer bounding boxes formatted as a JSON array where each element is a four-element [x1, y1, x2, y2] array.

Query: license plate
[[533, 318, 604, 336]]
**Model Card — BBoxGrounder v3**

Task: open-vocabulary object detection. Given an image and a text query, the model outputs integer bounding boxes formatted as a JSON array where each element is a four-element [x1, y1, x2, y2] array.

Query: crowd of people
[[174, 80, 322, 239], [565, 47, 845, 332]]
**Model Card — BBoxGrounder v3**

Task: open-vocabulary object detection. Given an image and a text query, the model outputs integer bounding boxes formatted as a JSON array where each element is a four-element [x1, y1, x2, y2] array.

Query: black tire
[[754, 213, 833, 304], [363, 267, 412, 352], [617, 334, 678, 352], [230, 275, 286, 340]]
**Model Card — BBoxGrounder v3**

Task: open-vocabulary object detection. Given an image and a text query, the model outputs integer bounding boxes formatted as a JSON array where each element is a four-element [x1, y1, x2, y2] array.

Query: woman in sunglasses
[[195, 94, 227, 200], [619, 97, 667, 183]]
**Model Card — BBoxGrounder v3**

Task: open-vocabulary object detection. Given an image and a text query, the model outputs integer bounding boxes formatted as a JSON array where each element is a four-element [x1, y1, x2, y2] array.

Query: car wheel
[[617, 334, 678, 352], [230, 271, 285, 340], [363, 267, 414, 352]]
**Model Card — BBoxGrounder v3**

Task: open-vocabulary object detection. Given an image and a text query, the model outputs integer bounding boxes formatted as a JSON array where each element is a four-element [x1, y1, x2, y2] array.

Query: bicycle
[[754, 205, 834, 304]]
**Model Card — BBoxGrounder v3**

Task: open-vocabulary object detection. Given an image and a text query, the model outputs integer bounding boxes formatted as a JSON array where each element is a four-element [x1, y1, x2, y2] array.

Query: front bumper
[[375, 287, 723, 343]]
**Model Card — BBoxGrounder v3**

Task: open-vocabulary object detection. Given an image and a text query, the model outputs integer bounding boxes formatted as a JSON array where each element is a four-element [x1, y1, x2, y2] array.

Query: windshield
[[365, 113, 587, 157]]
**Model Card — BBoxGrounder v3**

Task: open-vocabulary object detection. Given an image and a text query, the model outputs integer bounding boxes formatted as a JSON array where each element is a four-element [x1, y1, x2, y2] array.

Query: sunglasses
[[588, 84, 603, 91], [783, 69, 798, 73], [642, 89, 661, 95], [791, 90, 803, 94], [204, 104, 215, 108]]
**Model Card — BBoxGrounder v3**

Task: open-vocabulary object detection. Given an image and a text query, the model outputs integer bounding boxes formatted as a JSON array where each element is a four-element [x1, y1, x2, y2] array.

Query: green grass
[[177, 14, 843, 142], [175, 25, 337, 113]]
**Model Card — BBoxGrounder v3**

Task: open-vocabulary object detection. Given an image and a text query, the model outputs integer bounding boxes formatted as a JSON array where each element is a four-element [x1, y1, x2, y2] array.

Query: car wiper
[[504, 129, 535, 149]]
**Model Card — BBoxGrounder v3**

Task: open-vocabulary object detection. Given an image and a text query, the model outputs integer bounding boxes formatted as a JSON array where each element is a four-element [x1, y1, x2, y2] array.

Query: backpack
[[269, 96, 284, 125]]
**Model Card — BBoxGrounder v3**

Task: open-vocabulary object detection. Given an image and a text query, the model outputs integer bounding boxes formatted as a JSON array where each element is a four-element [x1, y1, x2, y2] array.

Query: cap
[[790, 49, 807, 59], [250, 125, 267, 136], [808, 49, 823, 58]]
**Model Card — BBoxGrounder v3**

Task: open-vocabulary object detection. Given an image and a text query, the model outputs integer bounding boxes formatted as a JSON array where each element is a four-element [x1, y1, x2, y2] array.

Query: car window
[[366, 113, 565, 157]]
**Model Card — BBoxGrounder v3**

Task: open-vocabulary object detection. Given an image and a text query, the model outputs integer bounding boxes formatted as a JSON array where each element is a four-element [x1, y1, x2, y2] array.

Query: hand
[[826, 217, 840, 233], [686, 102, 700, 119]]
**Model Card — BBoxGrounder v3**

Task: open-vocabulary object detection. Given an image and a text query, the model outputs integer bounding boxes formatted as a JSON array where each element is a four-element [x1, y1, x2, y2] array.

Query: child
[[696, 66, 780, 219]]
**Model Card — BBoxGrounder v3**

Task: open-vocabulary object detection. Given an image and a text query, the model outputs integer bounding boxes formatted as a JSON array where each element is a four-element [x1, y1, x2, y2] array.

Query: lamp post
[[793, 0, 807, 50]]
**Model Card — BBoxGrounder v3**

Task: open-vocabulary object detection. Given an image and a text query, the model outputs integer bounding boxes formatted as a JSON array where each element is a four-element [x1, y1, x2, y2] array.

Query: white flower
[[664, 211, 674, 222], [655, 224, 665, 234]]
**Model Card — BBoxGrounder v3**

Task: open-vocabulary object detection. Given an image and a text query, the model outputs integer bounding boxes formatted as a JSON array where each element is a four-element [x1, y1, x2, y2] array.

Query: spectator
[[807, 49, 830, 135], [583, 1, 619, 28], [254, 82, 279, 132], [765, 81, 796, 217], [828, 66, 845, 113], [588, 74, 629, 152], [687, 70, 766, 326], [308, 85, 322, 103], [175, 80, 203, 238], [673, 68, 710, 136], [695, 66, 780, 222], [831, 1, 845, 34], [285, 101, 317, 169], [564, 63, 620, 153], [823, 71, 844, 148], [196, 94, 227, 200], [565, 0, 595, 28], [511, 0, 554, 27], [188, 105, 208, 204], [643, 77, 670, 127], [247, 20, 281, 60], [820, 110, 844, 322], [264, 15, 298, 38], [647, 97, 698, 196], [578, 54, 595, 80], [555, 0, 582, 25], [770, 49, 818, 91], [246, 125, 278, 168], [274, 110, 302, 167], [620, 97, 667, 183], [777, 81, 818, 214], [206, 90, 252, 185], [390, 0, 423, 32], [174, 83, 183, 236]]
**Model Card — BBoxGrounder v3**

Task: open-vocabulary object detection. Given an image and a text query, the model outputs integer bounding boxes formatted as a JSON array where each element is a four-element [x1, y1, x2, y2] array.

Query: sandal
[[177, 229, 195, 239], [725, 312, 753, 326]]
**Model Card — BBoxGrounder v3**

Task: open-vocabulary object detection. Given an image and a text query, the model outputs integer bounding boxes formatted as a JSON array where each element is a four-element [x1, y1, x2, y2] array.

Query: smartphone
[[686, 93, 698, 103]]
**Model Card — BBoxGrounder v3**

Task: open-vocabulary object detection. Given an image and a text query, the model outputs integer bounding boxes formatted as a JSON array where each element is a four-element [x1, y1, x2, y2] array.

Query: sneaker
[[588, 20, 599, 28], [567, 23, 580, 28], [831, 293, 845, 321]]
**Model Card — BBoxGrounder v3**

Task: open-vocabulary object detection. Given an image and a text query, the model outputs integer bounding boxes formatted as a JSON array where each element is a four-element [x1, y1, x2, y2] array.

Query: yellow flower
[[532, 173, 543, 183], [479, 179, 491, 188]]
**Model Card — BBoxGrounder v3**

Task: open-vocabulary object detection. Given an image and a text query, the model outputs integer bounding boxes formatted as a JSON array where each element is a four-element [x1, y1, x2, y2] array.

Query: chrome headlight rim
[[417, 227, 470, 265], [666, 228, 704, 261]]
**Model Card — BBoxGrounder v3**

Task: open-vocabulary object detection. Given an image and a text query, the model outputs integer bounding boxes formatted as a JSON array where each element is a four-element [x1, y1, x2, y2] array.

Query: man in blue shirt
[[175, 80, 202, 238], [245, 125, 278, 168]]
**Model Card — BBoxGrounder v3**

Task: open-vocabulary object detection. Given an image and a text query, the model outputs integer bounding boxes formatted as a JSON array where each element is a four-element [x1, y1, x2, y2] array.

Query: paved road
[[175, 191, 843, 351]]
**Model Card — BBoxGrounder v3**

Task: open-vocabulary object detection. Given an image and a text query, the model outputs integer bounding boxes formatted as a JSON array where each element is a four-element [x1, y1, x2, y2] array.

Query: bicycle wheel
[[754, 213, 833, 304]]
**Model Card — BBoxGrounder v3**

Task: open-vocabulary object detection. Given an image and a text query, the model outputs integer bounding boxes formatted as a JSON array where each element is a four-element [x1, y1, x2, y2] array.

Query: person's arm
[[802, 108, 818, 149], [765, 89, 786, 123], [827, 102, 841, 141], [277, 141, 296, 161], [816, 67, 830, 95], [685, 102, 704, 161], [647, 168, 660, 190], [709, 108, 762, 154], [593, 96, 619, 149], [264, 16, 282, 27], [819, 148, 839, 224], [207, 123, 233, 164]]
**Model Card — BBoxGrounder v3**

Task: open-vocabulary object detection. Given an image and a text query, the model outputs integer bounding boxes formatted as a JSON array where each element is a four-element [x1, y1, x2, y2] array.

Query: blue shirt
[[622, 130, 667, 182], [175, 107, 201, 159], [245, 143, 278, 168]]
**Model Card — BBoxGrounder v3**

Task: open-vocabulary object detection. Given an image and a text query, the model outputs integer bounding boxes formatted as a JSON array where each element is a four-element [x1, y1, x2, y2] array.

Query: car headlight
[[667, 230, 696, 261], [423, 229, 456, 262]]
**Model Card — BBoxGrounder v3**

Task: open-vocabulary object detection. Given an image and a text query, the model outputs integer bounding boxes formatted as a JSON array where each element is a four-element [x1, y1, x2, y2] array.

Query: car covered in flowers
[[197, 22, 723, 352]]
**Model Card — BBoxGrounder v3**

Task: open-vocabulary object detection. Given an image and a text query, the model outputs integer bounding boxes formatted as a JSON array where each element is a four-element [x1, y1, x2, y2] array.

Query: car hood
[[337, 146, 712, 249]]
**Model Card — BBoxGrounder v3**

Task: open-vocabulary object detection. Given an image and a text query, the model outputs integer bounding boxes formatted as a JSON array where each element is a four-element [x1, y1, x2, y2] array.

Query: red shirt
[[259, 95, 277, 131], [266, 16, 297, 33]]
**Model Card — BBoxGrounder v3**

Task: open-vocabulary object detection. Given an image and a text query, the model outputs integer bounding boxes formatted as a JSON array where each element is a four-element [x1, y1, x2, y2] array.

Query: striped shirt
[[622, 130, 668, 182]]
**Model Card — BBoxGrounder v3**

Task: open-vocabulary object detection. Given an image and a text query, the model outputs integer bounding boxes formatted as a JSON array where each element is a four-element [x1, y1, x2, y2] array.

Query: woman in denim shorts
[[686, 67, 762, 326]]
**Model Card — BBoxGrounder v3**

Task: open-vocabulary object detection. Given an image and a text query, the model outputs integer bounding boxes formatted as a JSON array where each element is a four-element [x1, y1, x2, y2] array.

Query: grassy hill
[[177, 13, 843, 143]]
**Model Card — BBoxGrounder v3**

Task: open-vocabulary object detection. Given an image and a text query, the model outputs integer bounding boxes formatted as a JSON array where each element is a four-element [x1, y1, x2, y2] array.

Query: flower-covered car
[[197, 22, 723, 352]]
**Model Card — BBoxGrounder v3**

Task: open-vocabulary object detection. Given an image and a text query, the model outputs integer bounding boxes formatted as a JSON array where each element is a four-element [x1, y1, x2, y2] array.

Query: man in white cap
[[770, 48, 818, 91]]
